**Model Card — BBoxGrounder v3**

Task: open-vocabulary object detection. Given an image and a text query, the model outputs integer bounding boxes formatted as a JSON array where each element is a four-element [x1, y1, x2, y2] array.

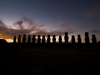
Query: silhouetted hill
[[0, 39, 7, 44]]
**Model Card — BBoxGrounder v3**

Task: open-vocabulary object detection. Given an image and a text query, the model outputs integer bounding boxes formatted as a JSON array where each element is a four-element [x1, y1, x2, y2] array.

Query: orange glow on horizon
[[5, 39, 13, 43]]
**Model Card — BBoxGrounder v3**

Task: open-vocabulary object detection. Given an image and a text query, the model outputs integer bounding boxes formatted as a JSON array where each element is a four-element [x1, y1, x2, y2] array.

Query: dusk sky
[[0, 0, 100, 42]]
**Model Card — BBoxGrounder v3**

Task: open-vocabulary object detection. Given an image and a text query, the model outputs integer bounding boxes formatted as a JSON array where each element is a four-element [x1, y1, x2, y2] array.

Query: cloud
[[0, 20, 5, 26], [14, 20, 23, 29], [84, 5, 100, 18], [90, 30, 100, 33], [0, 17, 77, 42]]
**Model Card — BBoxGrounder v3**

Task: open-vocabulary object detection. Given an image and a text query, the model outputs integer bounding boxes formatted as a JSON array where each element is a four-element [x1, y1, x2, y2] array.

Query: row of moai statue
[[13, 32, 97, 44]]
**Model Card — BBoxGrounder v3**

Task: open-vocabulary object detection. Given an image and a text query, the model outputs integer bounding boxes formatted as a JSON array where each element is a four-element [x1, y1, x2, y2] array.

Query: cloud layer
[[0, 17, 76, 41], [85, 5, 100, 18]]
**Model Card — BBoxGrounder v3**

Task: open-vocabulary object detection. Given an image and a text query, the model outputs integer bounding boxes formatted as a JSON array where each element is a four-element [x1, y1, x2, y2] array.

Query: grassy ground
[[0, 44, 100, 74]]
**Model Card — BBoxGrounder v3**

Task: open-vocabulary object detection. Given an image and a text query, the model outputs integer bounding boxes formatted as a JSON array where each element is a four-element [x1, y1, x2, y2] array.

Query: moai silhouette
[[59, 35, 62, 43], [22, 34, 26, 43], [52, 35, 56, 43], [42, 35, 46, 43], [18, 35, 21, 43], [47, 35, 50, 43], [77, 35, 81, 43], [13, 36, 16, 43], [85, 32, 90, 43], [37, 35, 41, 43], [71, 35, 75, 43], [32, 35, 36, 43], [65, 32, 68, 43], [92, 34, 97, 43], [27, 35, 31, 43]]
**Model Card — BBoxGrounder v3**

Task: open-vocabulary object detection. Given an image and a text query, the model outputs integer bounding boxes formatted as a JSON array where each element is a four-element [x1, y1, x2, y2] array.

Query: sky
[[0, 0, 100, 43]]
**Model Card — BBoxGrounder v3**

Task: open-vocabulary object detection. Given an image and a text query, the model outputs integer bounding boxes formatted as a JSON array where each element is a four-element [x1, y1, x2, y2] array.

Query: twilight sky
[[0, 0, 100, 42]]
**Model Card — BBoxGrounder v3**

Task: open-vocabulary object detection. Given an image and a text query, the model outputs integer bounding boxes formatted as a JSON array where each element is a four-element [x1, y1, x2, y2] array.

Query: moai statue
[[32, 35, 36, 43], [42, 35, 46, 43], [18, 35, 21, 43], [47, 35, 50, 43], [37, 35, 41, 43], [22, 34, 26, 43], [59, 35, 62, 43], [85, 32, 90, 43], [27, 35, 31, 43], [77, 35, 81, 43], [92, 34, 97, 43], [71, 35, 75, 43], [52, 35, 56, 43], [13, 36, 16, 43], [65, 32, 69, 43]]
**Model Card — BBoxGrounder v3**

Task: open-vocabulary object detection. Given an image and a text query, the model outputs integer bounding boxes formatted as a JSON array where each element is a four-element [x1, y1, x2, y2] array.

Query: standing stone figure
[[65, 32, 68, 43], [92, 34, 97, 43], [13, 36, 16, 43], [37, 35, 41, 43], [42, 35, 46, 43], [85, 32, 90, 43], [18, 35, 21, 43], [47, 35, 50, 43], [32, 35, 36, 43], [27, 35, 31, 43], [71, 35, 75, 43], [77, 35, 81, 43], [22, 34, 26, 43], [59, 35, 62, 43], [52, 35, 56, 43]]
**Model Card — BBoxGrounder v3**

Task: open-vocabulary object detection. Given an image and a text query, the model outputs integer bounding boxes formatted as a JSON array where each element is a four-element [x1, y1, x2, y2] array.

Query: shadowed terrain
[[0, 43, 100, 75]]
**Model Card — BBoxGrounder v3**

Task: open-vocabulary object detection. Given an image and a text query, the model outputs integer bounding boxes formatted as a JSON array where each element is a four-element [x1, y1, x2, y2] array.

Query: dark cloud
[[84, 5, 100, 18], [14, 20, 23, 29], [0, 17, 77, 41], [90, 30, 100, 33], [23, 16, 34, 25], [0, 20, 5, 26]]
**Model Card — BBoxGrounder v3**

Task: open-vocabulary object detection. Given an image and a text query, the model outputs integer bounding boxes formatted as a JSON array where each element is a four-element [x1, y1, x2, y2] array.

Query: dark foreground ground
[[0, 43, 100, 75]]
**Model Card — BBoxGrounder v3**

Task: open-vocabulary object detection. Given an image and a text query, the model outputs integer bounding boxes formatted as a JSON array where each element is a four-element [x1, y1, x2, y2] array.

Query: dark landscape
[[0, 32, 100, 75], [0, 0, 100, 74]]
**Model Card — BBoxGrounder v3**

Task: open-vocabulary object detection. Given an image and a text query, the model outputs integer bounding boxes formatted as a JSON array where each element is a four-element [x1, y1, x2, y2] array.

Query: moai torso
[[47, 35, 50, 43], [32, 35, 36, 43], [65, 32, 68, 43], [42, 35, 45, 43], [22, 34, 26, 43], [85, 32, 90, 43], [18, 35, 21, 43], [71, 35, 75, 43], [28, 35, 31, 43], [92, 34, 97, 43], [59, 35, 62, 43], [37, 35, 41, 43], [13, 36, 16, 43], [52, 35, 56, 43], [77, 35, 81, 43]]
